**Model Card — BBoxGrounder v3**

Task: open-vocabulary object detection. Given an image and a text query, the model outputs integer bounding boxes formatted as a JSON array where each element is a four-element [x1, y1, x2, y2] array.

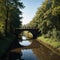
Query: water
[[2, 36, 60, 60], [7, 49, 38, 60], [21, 49, 38, 60], [18, 36, 38, 60], [19, 41, 32, 46], [6, 36, 38, 60], [19, 36, 32, 46]]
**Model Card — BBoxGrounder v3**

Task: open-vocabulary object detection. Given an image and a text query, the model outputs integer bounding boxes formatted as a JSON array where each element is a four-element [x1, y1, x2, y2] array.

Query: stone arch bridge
[[15, 28, 41, 39]]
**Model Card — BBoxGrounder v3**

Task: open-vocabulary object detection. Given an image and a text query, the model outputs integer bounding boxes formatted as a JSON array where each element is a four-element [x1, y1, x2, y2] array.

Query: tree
[[0, 0, 24, 36], [28, 0, 60, 40]]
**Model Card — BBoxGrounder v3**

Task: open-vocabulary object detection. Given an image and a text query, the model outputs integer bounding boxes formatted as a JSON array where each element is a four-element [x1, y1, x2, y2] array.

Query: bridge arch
[[15, 29, 41, 39]]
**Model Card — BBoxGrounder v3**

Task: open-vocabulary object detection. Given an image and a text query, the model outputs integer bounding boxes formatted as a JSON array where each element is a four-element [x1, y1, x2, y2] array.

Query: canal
[[1, 36, 60, 60]]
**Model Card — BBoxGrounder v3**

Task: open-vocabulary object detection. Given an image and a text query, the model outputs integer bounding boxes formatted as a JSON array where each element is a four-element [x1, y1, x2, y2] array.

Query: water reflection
[[10, 36, 38, 60], [19, 36, 32, 46], [2, 49, 38, 60], [21, 49, 38, 60], [8, 52, 23, 60], [1, 36, 60, 60], [1, 51, 23, 60], [19, 41, 32, 46]]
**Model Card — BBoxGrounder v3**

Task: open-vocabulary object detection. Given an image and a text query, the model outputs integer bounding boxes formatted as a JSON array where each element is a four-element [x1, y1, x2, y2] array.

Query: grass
[[37, 36, 60, 50]]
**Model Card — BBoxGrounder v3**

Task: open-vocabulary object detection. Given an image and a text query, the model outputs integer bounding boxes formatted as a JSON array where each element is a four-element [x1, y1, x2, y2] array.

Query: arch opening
[[18, 30, 33, 40], [18, 31, 33, 46]]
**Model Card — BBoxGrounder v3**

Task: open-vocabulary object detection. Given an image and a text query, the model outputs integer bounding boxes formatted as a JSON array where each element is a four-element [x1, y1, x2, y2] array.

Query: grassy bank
[[37, 36, 60, 54]]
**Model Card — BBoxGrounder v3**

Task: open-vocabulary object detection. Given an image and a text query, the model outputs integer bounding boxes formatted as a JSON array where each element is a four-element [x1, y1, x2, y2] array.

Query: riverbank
[[0, 34, 16, 58], [37, 36, 60, 55]]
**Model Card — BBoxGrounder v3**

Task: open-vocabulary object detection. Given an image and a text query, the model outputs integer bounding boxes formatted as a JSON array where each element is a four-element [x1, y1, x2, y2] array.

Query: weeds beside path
[[37, 36, 60, 55]]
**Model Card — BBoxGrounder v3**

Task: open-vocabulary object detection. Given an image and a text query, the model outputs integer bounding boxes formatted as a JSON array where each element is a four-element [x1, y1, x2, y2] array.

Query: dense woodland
[[0, 0, 24, 57], [26, 0, 60, 41], [0, 0, 24, 36], [0, 0, 60, 58]]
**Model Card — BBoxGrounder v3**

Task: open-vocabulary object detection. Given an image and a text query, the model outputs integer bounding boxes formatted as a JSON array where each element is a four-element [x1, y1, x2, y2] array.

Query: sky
[[21, 0, 44, 25]]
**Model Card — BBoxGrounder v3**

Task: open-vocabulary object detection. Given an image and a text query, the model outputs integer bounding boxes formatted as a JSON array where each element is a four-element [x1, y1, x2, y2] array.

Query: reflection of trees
[[1, 50, 24, 60], [8, 51, 23, 60]]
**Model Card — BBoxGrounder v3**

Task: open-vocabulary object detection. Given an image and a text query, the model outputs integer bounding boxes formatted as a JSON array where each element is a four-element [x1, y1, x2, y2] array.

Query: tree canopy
[[0, 0, 24, 35], [27, 0, 60, 40]]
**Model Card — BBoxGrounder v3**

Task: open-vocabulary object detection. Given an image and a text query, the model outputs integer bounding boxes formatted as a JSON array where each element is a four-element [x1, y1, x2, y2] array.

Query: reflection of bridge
[[15, 28, 41, 39], [10, 40, 40, 53]]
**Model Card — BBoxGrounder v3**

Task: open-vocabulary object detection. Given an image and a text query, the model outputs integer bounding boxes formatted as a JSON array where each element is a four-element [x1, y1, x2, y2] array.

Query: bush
[[51, 28, 60, 41], [47, 31, 52, 38]]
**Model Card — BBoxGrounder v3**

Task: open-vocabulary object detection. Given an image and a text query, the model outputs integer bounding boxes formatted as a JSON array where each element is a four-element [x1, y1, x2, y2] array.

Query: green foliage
[[52, 6, 60, 16], [52, 28, 60, 40], [0, 0, 24, 35], [27, 0, 60, 41], [0, 0, 24, 57], [23, 31, 33, 39], [37, 36, 60, 49]]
